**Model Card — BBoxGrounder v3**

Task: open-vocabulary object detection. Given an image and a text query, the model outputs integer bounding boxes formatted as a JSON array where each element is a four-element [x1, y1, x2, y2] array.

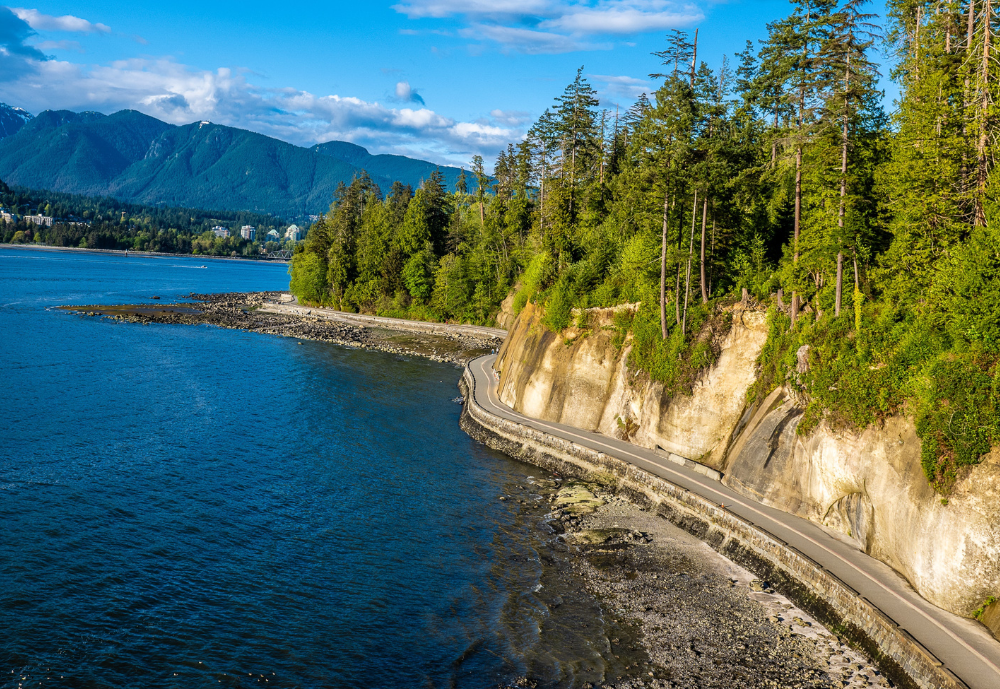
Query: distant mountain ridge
[[0, 104, 466, 218]]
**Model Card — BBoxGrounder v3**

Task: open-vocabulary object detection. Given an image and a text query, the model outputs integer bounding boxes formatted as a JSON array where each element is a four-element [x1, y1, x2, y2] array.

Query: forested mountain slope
[[0, 106, 460, 218]]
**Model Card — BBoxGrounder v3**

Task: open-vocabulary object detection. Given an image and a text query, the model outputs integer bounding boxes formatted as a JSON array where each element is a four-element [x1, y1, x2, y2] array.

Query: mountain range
[[0, 103, 466, 219]]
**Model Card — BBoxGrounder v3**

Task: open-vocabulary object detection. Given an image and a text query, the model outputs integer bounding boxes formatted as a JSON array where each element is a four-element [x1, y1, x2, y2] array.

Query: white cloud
[[10, 7, 110, 33], [394, 0, 702, 52], [461, 23, 610, 54], [394, 80, 425, 105], [590, 73, 651, 99], [541, 4, 701, 34], [489, 108, 530, 126], [0, 54, 520, 166], [392, 0, 553, 20], [36, 39, 82, 52]]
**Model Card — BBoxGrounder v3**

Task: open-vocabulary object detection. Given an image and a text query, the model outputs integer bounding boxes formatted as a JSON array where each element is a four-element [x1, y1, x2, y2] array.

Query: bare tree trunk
[[660, 189, 670, 339], [674, 197, 682, 326], [700, 196, 709, 304], [690, 29, 699, 88], [675, 267, 682, 326], [792, 145, 803, 325], [964, 1, 976, 191], [539, 141, 546, 240], [835, 56, 850, 318], [976, 0, 992, 227], [683, 190, 698, 335], [709, 218, 716, 297], [791, 12, 808, 326]]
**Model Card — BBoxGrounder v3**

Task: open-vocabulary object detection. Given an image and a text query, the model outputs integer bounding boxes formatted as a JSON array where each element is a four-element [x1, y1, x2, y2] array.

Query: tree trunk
[[709, 218, 716, 297], [835, 57, 850, 318], [791, 145, 803, 325], [660, 189, 670, 339], [690, 29, 699, 88], [682, 190, 698, 335], [976, 0, 992, 227], [700, 196, 709, 303], [964, 1, 976, 190]]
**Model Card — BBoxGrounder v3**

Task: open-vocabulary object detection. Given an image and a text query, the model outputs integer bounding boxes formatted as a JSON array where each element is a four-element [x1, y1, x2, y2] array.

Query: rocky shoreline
[[60, 292, 503, 365], [507, 474, 891, 689]]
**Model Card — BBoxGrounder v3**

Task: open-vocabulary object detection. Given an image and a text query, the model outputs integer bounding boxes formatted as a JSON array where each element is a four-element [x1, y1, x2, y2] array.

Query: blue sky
[[0, 0, 896, 168]]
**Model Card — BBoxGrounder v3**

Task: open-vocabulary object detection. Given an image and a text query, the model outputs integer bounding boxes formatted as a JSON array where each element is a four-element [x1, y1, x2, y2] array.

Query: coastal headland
[[64, 291, 984, 688], [61, 292, 502, 364]]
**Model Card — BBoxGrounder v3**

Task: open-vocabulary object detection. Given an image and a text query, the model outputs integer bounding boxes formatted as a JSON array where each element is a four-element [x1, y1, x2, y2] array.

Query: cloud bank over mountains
[[0, 6, 517, 165], [0, 1, 684, 165]]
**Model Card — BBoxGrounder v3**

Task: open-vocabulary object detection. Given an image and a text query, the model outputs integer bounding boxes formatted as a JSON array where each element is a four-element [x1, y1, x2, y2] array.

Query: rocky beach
[[501, 473, 892, 688], [60, 292, 502, 365]]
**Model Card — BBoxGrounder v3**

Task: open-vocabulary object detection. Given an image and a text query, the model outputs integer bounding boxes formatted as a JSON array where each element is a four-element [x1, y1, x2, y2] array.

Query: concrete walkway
[[468, 354, 1000, 689], [259, 302, 507, 340]]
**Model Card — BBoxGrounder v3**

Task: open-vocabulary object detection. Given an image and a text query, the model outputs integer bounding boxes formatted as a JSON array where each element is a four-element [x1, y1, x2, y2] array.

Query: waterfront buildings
[[241, 225, 256, 241], [25, 214, 53, 227], [212, 226, 230, 239], [285, 224, 302, 241]]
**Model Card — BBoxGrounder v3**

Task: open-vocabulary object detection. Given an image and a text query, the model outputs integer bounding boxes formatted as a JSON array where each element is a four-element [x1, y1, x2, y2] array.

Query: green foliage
[[628, 294, 732, 398], [289, 251, 327, 305], [974, 597, 997, 621]]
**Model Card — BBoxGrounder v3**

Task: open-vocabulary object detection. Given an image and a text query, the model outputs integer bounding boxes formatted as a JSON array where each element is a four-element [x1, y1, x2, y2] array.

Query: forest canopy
[[291, 0, 1000, 493]]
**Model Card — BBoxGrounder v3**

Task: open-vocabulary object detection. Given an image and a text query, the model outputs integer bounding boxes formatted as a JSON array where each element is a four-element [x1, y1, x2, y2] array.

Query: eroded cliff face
[[725, 391, 1000, 615], [494, 302, 1000, 619], [495, 302, 768, 463]]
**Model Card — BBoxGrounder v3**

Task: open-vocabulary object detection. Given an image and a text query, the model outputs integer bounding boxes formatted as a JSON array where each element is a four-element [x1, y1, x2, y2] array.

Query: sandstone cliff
[[494, 302, 1000, 622]]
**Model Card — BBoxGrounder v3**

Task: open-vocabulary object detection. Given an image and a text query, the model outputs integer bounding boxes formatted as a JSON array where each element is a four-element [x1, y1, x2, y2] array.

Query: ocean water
[[0, 248, 610, 688]]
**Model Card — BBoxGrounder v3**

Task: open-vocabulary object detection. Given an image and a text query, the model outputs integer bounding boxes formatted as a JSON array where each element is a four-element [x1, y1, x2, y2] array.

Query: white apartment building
[[25, 214, 54, 227], [240, 225, 256, 241]]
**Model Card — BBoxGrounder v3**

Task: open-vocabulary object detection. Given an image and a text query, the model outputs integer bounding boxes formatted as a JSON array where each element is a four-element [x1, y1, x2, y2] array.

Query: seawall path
[[461, 354, 1000, 689]]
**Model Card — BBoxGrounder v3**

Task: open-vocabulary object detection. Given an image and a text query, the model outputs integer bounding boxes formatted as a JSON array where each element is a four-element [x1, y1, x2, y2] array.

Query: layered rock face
[[494, 302, 1000, 619]]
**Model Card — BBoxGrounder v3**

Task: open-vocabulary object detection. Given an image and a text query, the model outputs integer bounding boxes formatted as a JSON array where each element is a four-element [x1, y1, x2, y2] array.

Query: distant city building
[[212, 226, 230, 239], [0, 210, 16, 223], [266, 229, 280, 241], [240, 225, 256, 241], [25, 214, 53, 227], [308, 215, 320, 223], [285, 224, 302, 241]]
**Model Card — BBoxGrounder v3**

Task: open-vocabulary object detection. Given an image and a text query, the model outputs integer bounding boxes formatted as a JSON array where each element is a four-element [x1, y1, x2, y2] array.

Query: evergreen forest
[[292, 0, 1000, 493]]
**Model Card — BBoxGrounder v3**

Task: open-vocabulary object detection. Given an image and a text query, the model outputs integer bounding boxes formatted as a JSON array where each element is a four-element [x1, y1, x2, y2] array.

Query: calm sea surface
[[0, 247, 611, 688]]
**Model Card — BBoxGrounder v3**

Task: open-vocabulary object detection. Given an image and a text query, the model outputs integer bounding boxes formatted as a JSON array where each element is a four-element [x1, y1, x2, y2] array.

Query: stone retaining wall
[[459, 367, 968, 689]]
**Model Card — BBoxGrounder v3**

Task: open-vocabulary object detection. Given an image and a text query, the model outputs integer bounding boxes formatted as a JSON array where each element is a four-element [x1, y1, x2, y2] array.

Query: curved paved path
[[468, 354, 1000, 689], [260, 302, 507, 340]]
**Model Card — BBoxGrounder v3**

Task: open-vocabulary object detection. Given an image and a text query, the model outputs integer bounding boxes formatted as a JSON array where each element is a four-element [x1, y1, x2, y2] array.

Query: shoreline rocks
[[61, 292, 503, 365], [504, 476, 889, 689]]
